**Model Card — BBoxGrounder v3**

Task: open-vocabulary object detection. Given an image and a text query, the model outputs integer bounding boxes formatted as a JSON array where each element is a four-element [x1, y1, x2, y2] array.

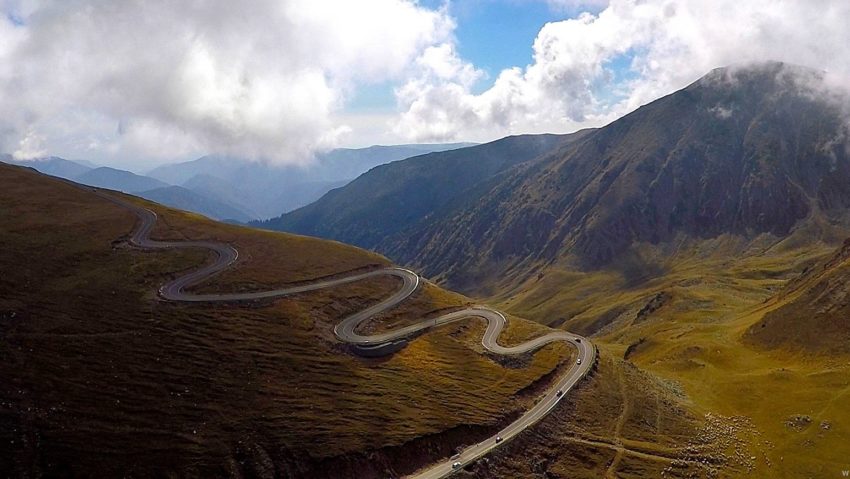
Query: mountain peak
[[285, 61, 850, 291], [692, 60, 829, 97]]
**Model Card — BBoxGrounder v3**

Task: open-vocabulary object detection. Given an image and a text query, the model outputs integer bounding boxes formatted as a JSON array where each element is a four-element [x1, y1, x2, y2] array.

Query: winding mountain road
[[100, 190, 596, 478]]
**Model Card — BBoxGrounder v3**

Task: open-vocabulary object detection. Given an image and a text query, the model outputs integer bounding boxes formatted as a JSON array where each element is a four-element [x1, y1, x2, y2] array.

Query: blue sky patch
[[7, 11, 25, 27]]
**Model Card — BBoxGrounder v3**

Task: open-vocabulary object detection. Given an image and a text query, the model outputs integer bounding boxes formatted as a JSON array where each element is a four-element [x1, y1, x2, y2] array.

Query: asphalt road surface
[[100, 190, 596, 479]]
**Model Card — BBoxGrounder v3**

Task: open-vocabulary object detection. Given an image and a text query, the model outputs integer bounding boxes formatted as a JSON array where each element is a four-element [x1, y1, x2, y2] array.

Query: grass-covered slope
[[747, 238, 850, 354], [257, 133, 584, 250], [481, 230, 850, 478], [0, 163, 567, 478], [335, 63, 850, 295]]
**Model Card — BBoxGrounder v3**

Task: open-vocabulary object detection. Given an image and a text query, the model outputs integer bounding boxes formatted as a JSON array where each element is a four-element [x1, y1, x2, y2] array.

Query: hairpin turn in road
[[100, 190, 596, 479]]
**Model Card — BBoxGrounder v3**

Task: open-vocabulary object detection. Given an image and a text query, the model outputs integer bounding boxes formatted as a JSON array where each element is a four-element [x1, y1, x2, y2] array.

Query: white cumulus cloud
[[0, 0, 453, 168], [394, 0, 850, 143], [6, 0, 850, 167]]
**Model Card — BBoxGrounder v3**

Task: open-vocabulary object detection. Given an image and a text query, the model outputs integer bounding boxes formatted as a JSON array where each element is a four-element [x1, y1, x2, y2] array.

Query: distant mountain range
[[263, 62, 850, 292], [255, 133, 590, 248], [0, 155, 91, 179], [75, 167, 170, 193], [146, 143, 474, 218], [2, 143, 472, 222], [136, 186, 257, 223]]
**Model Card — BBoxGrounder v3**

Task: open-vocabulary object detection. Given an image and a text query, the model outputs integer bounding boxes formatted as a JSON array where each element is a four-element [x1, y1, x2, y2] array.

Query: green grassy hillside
[[394, 63, 850, 294], [476, 231, 850, 478], [0, 163, 570, 478], [276, 63, 850, 302], [747, 238, 850, 354], [257, 133, 585, 250]]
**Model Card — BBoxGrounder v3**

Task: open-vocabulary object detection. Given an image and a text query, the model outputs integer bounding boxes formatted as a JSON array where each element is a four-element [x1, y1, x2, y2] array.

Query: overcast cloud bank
[[0, 0, 452, 167], [3, 0, 850, 168]]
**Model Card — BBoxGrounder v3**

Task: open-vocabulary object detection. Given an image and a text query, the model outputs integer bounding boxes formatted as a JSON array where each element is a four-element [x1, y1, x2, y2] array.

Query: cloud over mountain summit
[[4, 0, 850, 168], [394, 0, 850, 143]]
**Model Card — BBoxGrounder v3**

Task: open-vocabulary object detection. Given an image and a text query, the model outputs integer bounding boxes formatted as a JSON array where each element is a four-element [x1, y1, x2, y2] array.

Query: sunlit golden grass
[[0, 164, 567, 478], [473, 352, 709, 478], [131, 194, 391, 288], [482, 230, 850, 477]]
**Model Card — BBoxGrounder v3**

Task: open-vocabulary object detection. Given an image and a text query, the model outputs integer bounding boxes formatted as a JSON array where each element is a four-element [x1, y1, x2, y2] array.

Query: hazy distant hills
[[0, 155, 91, 179], [2, 143, 472, 222], [136, 186, 255, 223], [1, 156, 252, 221], [148, 143, 474, 218], [75, 167, 170, 193], [266, 62, 850, 291], [256, 133, 587, 248]]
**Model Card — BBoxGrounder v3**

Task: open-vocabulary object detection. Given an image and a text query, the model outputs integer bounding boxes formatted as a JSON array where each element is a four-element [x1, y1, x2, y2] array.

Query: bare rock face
[[635, 292, 672, 323]]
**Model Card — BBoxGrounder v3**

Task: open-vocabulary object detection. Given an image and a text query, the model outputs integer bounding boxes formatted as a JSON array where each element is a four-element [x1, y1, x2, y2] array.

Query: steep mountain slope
[[136, 185, 255, 222], [181, 173, 260, 216], [75, 166, 170, 193], [0, 163, 573, 478], [148, 143, 473, 218], [267, 178, 349, 212], [379, 62, 850, 290], [258, 133, 588, 250], [469, 63, 850, 478], [746, 237, 850, 354]]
